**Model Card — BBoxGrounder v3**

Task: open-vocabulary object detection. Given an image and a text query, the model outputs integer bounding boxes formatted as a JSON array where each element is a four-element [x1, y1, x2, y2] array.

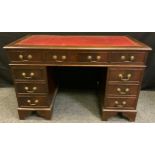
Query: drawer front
[[7, 51, 43, 63], [16, 83, 48, 94], [110, 52, 146, 64], [12, 67, 46, 81], [104, 97, 137, 109], [77, 52, 108, 63], [47, 52, 70, 63], [108, 68, 144, 82], [107, 84, 140, 96], [18, 96, 49, 107]]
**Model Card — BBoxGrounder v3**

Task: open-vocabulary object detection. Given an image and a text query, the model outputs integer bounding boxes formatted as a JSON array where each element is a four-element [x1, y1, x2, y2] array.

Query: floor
[[0, 87, 155, 123]]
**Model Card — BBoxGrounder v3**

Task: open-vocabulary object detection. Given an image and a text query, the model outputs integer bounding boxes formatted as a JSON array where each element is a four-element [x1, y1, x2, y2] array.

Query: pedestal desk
[[4, 35, 151, 121]]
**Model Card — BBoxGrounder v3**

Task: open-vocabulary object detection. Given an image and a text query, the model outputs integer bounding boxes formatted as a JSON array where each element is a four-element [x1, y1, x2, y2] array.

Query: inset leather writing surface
[[15, 35, 141, 47]]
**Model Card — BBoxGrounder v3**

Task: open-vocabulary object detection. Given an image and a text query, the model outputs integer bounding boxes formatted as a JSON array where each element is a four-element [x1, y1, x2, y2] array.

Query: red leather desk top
[[15, 35, 141, 47]]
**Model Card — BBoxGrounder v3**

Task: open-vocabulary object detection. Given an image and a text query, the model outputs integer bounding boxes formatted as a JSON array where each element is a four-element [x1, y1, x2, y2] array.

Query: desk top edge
[[3, 35, 152, 51]]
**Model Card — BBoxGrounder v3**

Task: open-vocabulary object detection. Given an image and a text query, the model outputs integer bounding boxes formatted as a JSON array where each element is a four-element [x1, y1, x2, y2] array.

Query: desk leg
[[18, 109, 32, 120], [102, 109, 137, 122], [18, 107, 53, 120], [122, 111, 137, 122], [101, 110, 117, 121]]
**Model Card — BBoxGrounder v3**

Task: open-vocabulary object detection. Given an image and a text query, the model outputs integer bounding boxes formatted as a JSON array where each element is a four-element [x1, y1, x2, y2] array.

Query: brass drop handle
[[118, 73, 132, 81], [52, 55, 67, 62], [87, 55, 101, 62], [115, 101, 127, 107], [121, 55, 135, 62], [24, 86, 37, 93], [117, 88, 130, 95], [27, 99, 39, 106], [22, 72, 35, 79], [19, 54, 32, 62]]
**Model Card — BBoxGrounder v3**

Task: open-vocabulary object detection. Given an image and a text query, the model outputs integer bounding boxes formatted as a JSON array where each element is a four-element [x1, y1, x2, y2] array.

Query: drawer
[[18, 96, 49, 108], [12, 67, 46, 81], [106, 84, 140, 96], [15, 82, 48, 94], [104, 97, 137, 109], [77, 52, 108, 63], [7, 50, 44, 63], [108, 68, 144, 82], [110, 52, 146, 64], [47, 51, 70, 63]]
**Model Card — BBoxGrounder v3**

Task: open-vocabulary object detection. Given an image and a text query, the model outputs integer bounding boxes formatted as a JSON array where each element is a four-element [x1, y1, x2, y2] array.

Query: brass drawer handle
[[96, 56, 101, 60], [19, 54, 33, 62], [62, 55, 67, 60], [27, 99, 39, 106], [117, 88, 130, 95], [24, 86, 37, 93], [118, 73, 132, 81], [115, 101, 127, 107], [22, 72, 35, 79], [121, 55, 135, 62], [87, 55, 101, 62], [52, 55, 67, 62]]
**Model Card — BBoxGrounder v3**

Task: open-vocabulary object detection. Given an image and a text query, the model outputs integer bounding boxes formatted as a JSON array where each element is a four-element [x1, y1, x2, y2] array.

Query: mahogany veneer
[[4, 35, 151, 121]]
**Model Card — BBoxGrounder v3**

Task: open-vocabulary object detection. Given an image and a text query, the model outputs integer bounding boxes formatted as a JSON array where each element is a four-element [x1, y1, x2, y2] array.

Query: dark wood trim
[[126, 35, 152, 50], [9, 64, 147, 68]]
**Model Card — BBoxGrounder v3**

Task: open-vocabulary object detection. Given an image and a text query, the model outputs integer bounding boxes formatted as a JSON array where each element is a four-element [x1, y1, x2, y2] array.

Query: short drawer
[[104, 97, 137, 109], [18, 96, 49, 108], [110, 52, 147, 64], [77, 52, 108, 63], [47, 51, 70, 63], [106, 84, 140, 96], [12, 67, 46, 81], [15, 82, 48, 94], [7, 50, 44, 63], [108, 68, 144, 82]]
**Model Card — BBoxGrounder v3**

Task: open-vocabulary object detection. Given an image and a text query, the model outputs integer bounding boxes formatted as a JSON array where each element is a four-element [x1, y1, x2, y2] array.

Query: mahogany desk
[[4, 35, 151, 121]]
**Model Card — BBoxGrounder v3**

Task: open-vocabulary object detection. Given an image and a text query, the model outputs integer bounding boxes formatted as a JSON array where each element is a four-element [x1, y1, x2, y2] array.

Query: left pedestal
[[11, 66, 57, 120]]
